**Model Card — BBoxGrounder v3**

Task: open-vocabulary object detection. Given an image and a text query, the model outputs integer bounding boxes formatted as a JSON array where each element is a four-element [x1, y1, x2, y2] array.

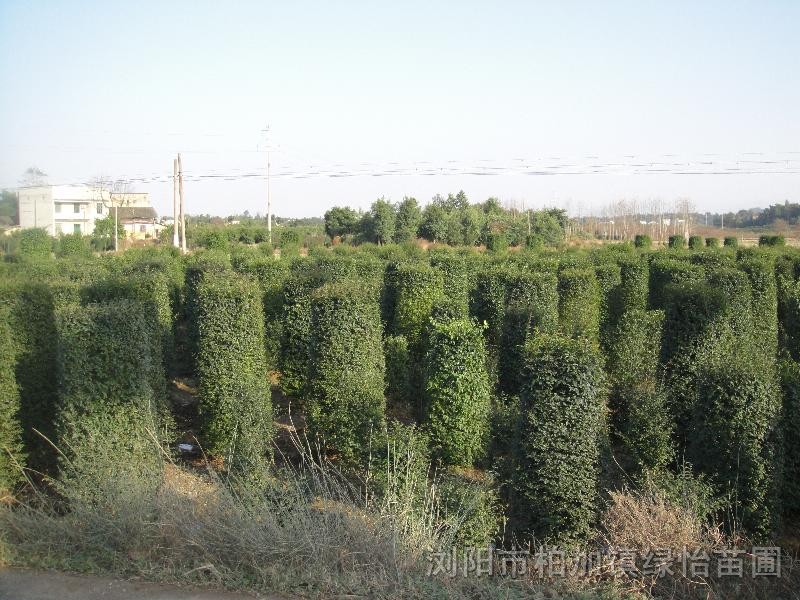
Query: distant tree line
[[324, 191, 568, 247]]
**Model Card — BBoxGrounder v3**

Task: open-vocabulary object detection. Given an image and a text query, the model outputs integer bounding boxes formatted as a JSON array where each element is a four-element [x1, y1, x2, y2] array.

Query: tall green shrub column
[[424, 318, 491, 466], [687, 341, 782, 539], [0, 307, 24, 492], [307, 282, 386, 466], [196, 272, 273, 470], [498, 272, 559, 395], [557, 268, 600, 342], [607, 309, 673, 473], [393, 264, 443, 354], [516, 336, 605, 542], [55, 300, 164, 501]]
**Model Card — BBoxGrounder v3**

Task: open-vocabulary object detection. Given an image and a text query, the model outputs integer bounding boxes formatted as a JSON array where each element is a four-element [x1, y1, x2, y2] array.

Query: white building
[[17, 185, 153, 236]]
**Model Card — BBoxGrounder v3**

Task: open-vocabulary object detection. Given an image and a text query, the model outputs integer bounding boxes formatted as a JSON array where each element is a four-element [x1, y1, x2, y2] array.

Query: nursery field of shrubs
[[2, 235, 800, 598]]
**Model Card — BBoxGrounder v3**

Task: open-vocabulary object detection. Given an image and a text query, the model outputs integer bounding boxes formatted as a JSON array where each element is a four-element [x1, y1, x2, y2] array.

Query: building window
[[73, 224, 81, 234], [73, 203, 80, 214], [97, 203, 103, 214], [139, 224, 146, 233], [55, 203, 62, 213]]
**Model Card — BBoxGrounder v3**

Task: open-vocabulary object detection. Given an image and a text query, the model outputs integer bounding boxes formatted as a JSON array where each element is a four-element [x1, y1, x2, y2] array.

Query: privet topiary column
[[307, 281, 386, 466], [196, 272, 273, 471], [424, 318, 490, 466], [516, 335, 605, 542], [0, 306, 24, 492]]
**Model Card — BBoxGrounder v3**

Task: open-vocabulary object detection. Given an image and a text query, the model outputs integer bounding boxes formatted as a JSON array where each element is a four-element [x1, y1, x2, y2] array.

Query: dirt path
[[0, 568, 284, 600]]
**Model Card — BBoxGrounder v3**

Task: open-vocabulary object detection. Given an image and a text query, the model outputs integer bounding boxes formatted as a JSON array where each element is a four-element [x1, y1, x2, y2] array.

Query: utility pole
[[262, 125, 272, 246], [172, 158, 179, 248], [114, 204, 119, 252], [178, 153, 186, 253]]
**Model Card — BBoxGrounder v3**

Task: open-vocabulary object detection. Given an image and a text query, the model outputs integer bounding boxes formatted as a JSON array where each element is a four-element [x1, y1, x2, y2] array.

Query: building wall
[[17, 185, 152, 237], [18, 187, 54, 233]]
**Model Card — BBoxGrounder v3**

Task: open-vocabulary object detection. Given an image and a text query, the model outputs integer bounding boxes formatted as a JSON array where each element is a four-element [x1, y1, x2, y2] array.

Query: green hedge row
[[196, 272, 273, 470], [424, 318, 490, 466], [307, 281, 386, 466], [516, 335, 605, 542]]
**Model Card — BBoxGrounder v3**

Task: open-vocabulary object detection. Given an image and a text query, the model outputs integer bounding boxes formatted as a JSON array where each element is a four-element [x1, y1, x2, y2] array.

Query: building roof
[[116, 206, 158, 222]]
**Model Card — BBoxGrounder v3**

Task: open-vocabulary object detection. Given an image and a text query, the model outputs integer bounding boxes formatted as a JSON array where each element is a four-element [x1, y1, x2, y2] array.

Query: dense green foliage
[[54, 300, 165, 501], [423, 318, 490, 466], [393, 264, 443, 353], [307, 282, 386, 466], [18, 228, 52, 258], [516, 335, 605, 542], [557, 268, 600, 342], [0, 307, 24, 491], [634, 234, 651, 248], [196, 272, 273, 471]]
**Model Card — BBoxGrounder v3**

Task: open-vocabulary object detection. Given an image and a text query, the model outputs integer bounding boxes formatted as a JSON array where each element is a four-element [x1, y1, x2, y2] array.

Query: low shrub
[[18, 228, 52, 258], [705, 237, 720, 248], [633, 234, 651, 249], [723, 236, 738, 247], [759, 234, 785, 247], [688, 235, 703, 250], [668, 235, 686, 249]]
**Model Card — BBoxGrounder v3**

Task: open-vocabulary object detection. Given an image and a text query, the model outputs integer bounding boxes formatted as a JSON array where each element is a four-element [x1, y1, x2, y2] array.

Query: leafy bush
[[384, 334, 412, 408], [648, 257, 704, 309], [429, 250, 471, 316], [393, 264, 443, 354], [557, 268, 600, 342], [54, 300, 165, 502], [705, 237, 720, 248], [0, 280, 80, 473], [184, 252, 231, 371], [0, 306, 24, 491], [617, 256, 649, 313], [594, 262, 622, 353], [278, 271, 319, 398], [438, 469, 502, 547], [516, 335, 606, 542], [307, 281, 386, 466], [723, 236, 738, 247], [634, 234, 652, 249], [668, 235, 686, 249], [498, 272, 559, 395], [780, 358, 800, 518], [56, 233, 91, 258], [470, 267, 513, 348], [485, 232, 508, 253], [423, 318, 490, 467], [759, 234, 785, 247], [686, 339, 781, 539], [607, 309, 673, 473], [740, 255, 779, 358], [661, 281, 727, 367], [196, 272, 273, 471], [18, 228, 52, 258], [688, 235, 703, 250]]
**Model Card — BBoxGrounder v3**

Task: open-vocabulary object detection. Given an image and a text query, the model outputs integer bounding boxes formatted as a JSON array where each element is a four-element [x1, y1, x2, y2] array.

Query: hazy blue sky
[[1, 1, 798, 218]]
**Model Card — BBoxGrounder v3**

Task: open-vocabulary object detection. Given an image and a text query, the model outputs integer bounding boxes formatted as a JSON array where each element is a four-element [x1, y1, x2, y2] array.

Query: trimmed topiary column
[[424, 318, 491, 466], [516, 335, 606, 542], [307, 281, 386, 466], [557, 268, 600, 342], [0, 306, 24, 492], [196, 272, 273, 471]]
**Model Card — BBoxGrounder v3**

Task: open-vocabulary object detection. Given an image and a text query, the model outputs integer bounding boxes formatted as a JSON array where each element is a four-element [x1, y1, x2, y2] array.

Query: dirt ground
[[0, 568, 287, 600]]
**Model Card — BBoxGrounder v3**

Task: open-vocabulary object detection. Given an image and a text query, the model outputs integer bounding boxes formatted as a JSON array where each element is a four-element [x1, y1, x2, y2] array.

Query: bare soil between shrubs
[[0, 567, 287, 600]]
